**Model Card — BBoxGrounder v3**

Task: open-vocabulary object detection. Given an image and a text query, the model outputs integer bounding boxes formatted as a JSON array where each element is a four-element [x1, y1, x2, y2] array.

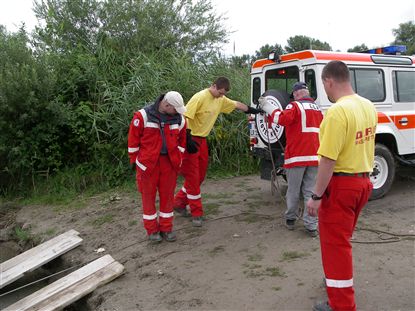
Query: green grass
[[280, 251, 310, 262], [128, 220, 138, 226], [204, 202, 221, 215], [203, 193, 230, 200], [272, 286, 282, 291], [44, 227, 57, 236], [14, 227, 32, 242], [235, 213, 262, 223], [243, 265, 285, 278], [91, 214, 114, 227], [247, 253, 263, 262]]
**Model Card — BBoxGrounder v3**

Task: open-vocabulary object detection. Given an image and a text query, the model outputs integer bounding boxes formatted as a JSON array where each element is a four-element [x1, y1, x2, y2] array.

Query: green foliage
[[285, 35, 332, 53], [253, 43, 285, 61], [347, 44, 369, 53], [392, 21, 415, 55]]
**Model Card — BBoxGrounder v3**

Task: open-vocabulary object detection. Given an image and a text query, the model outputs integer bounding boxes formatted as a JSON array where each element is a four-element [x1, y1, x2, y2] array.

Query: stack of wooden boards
[[0, 229, 124, 310]]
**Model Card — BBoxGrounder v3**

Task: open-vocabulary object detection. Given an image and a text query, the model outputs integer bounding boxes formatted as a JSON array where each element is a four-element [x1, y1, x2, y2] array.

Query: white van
[[248, 46, 415, 199]]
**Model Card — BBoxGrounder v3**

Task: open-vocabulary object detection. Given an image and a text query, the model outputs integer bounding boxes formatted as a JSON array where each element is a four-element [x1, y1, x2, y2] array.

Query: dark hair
[[321, 61, 350, 83], [213, 76, 230, 91]]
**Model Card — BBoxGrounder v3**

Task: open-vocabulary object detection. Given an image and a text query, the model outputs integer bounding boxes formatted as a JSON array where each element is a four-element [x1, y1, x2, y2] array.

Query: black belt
[[333, 172, 369, 178]]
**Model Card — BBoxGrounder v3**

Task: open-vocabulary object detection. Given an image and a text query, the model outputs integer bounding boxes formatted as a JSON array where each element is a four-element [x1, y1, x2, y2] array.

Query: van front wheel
[[370, 143, 395, 200]]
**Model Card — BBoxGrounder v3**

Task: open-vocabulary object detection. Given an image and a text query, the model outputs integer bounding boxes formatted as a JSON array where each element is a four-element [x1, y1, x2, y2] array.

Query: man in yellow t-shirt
[[174, 77, 262, 227], [307, 61, 377, 311]]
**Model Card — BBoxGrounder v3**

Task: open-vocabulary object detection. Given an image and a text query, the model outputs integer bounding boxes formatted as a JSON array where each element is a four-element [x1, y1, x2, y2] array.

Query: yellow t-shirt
[[318, 94, 377, 173], [185, 89, 237, 137]]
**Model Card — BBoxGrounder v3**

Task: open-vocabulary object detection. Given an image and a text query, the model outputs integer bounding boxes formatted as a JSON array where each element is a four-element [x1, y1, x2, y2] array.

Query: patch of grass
[[247, 253, 263, 262], [91, 214, 114, 227], [220, 200, 240, 205], [14, 226, 31, 242], [208, 245, 226, 257], [243, 265, 285, 278], [128, 220, 138, 227], [44, 227, 57, 236], [242, 263, 262, 269], [280, 251, 310, 262], [203, 192, 230, 200], [297, 282, 304, 286], [272, 286, 282, 291], [235, 213, 262, 223], [13, 226, 40, 246], [204, 202, 221, 215]]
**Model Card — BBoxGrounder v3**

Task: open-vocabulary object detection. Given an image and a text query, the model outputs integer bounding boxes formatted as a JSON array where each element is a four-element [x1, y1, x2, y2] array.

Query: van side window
[[392, 71, 415, 102], [349, 69, 385, 102], [305, 69, 317, 100]]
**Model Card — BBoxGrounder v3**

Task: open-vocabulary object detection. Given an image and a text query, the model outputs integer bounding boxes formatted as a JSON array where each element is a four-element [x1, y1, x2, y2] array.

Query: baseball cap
[[164, 91, 186, 115], [292, 81, 308, 92]]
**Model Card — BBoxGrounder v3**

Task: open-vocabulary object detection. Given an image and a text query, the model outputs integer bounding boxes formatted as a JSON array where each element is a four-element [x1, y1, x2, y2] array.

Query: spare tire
[[255, 89, 290, 146]]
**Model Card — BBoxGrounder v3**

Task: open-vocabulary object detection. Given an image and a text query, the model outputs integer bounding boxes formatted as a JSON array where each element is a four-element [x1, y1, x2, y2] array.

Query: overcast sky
[[1, 0, 414, 55]]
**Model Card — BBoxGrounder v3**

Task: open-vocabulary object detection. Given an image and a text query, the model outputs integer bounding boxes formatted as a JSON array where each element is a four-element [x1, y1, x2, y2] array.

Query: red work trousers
[[319, 175, 372, 311], [174, 137, 208, 217], [136, 155, 177, 235]]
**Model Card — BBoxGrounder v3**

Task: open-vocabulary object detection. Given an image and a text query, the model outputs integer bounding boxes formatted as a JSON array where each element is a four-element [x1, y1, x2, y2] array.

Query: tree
[[347, 44, 368, 53], [33, 0, 228, 58], [229, 54, 252, 68], [392, 21, 415, 55], [253, 43, 284, 61], [285, 35, 331, 53]]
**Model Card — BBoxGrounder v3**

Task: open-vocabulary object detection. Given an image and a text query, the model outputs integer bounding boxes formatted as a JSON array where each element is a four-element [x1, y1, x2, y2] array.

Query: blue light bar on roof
[[360, 45, 407, 55]]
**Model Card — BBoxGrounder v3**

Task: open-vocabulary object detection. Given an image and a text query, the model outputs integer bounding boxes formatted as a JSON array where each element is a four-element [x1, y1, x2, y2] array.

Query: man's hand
[[244, 106, 263, 114], [186, 130, 199, 154], [258, 97, 275, 114], [306, 198, 320, 217]]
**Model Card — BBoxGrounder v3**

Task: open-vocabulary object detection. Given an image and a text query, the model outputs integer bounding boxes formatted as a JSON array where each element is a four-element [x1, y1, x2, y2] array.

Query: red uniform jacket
[[128, 103, 187, 174], [269, 98, 323, 168]]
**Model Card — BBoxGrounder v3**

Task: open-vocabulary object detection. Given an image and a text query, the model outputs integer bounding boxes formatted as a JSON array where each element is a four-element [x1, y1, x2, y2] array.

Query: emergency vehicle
[[248, 46, 415, 200]]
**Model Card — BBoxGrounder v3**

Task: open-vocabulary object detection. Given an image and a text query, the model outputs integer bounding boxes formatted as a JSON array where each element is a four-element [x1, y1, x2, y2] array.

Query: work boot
[[306, 228, 318, 238], [192, 217, 203, 227], [148, 232, 162, 243], [285, 219, 295, 230], [160, 231, 177, 242], [174, 207, 191, 217], [312, 301, 333, 311]]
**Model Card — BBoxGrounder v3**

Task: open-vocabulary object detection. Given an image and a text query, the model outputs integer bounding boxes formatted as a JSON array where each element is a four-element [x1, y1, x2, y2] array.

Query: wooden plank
[[0, 230, 82, 289], [1, 230, 80, 271], [3, 255, 124, 311]]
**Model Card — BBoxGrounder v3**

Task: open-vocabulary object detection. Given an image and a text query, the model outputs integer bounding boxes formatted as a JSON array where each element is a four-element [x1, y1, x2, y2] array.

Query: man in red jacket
[[259, 82, 323, 237], [128, 91, 187, 243]]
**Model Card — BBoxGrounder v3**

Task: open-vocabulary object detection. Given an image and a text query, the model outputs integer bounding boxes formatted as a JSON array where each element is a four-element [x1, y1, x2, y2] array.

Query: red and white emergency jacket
[[269, 97, 323, 168], [128, 102, 187, 174]]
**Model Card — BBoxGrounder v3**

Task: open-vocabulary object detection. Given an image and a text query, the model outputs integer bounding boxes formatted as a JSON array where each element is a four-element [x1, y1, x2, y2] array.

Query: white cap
[[164, 91, 186, 115]]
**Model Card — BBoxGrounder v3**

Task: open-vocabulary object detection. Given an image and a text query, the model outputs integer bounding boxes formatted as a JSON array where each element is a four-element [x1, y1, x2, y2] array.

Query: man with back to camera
[[306, 61, 377, 311], [173, 76, 262, 227], [258, 81, 323, 237]]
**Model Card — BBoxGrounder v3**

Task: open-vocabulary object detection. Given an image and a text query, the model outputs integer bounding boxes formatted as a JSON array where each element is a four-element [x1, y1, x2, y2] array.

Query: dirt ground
[[1, 168, 414, 311]]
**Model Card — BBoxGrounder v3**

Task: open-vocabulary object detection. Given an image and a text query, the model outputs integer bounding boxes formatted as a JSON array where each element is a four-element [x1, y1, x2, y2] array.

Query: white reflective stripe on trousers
[[326, 278, 353, 288], [284, 155, 319, 165], [159, 211, 174, 218], [136, 159, 147, 171], [187, 193, 201, 200], [128, 147, 140, 153], [143, 213, 158, 220]]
